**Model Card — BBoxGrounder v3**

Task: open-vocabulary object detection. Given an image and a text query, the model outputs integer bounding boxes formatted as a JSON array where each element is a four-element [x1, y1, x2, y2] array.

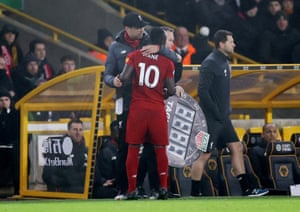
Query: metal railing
[[103, 0, 258, 64], [0, 3, 107, 55]]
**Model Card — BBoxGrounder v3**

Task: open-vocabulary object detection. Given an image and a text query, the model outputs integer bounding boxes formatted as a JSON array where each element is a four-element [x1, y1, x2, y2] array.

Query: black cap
[[240, 0, 257, 12], [122, 12, 149, 28], [275, 11, 289, 21], [0, 89, 11, 98], [0, 24, 18, 37], [23, 54, 39, 65]]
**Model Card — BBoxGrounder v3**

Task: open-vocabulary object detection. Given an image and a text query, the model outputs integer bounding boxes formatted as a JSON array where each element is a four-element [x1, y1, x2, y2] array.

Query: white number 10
[[138, 62, 160, 88]]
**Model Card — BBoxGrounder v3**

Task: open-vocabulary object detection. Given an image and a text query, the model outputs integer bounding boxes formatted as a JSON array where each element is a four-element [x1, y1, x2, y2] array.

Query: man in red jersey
[[116, 27, 183, 200]]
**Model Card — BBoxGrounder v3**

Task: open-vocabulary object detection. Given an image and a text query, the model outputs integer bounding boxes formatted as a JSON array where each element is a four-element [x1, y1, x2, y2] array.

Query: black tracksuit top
[[198, 49, 231, 122]]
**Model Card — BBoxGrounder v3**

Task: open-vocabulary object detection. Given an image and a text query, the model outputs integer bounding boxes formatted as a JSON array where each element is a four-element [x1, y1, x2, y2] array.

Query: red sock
[[154, 146, 168, 189], [126, 145, 140, 193]]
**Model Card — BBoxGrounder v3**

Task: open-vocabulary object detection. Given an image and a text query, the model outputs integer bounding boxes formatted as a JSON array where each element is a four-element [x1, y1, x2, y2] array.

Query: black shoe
[[126, 191, 139, 200], [158, 188, 168, 200], [137, 186, 148, 199]]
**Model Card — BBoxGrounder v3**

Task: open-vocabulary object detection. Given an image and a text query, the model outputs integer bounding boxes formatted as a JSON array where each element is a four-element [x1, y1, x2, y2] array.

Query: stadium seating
[[203, 148, 220, 196], [290, 133, 300, 162], [265, 141, 300, 191], [168, 165, 215, 197], [282, 126, 300, 141], [234, 128, 246, 141], [243, 132, 263, 148], [218, 142, 261, 196]]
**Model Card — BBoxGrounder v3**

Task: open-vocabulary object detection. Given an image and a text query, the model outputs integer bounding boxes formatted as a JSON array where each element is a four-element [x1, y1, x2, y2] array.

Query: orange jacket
[[89, 50, 107, 63], [172, 43, 196, 65]]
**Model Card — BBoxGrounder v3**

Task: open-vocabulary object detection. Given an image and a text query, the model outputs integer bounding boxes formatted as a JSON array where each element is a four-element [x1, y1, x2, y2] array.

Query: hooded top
[[96, 28, 113, 50], [0, 24, 19, 39], [0, 24, 24, 69]]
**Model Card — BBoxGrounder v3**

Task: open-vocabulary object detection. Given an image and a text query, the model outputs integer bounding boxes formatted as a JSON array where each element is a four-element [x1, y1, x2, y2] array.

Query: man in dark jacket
[[190, 30, 269, 197], [42, 119, 87, 193], [10, 55, 45, 101], [0, 89, 20, 195], [258, 11, 300, 63]]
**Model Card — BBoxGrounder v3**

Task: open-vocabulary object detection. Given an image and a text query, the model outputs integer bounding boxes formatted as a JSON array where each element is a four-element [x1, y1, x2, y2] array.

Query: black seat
[[291, 133, 300, 162], [265, 141, 300, 191], [243, 132, 264, 148], [219, 141, 261, 196], [168, 163, 216, 197], [204, 148, 220, 196]]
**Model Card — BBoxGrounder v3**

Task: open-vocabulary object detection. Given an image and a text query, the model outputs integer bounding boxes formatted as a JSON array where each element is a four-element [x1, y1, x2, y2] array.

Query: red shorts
[[126, 104, 169, 146]]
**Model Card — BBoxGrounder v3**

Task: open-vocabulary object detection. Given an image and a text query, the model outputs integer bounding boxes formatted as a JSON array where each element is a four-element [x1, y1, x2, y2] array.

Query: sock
[[191, 180, 202, 196], [237, 173, 251, 193], [126, 145, 140, 193], [154, 146, 168, 189]]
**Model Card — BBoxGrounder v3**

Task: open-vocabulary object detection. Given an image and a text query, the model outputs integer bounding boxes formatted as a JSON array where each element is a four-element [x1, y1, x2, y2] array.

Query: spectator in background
[[262, 0, 283, 31], [0, 56, 15, 99], [248, 123, 279, 187], [229, 0, 266, 60], [281, 0, 300, 31], [258, 11, 300, 63], [0, 24, 24, 78], [191, 0, 237, 38], [0, 89, 20, 195], [164, 0, 195, 32], [172, 26, 196, 65], [27, 39, 55, 80], [162, 26, 183, 82], [254, 0, 269, 15], [191, 26, 213, 64], [55, 55, 77, 76], [10, 55, 45, 101], [89, 28, 114, 63]]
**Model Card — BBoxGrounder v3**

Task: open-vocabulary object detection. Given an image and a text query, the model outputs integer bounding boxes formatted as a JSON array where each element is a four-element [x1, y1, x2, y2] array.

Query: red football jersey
[[126, 50, 175, 108]]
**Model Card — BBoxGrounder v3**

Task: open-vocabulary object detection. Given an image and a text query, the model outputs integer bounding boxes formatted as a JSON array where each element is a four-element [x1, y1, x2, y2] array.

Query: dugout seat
[[168, 163, 216, 197], [168, 149, 218, 197], [282, 126, 300, 141], [219, 141, 261, 196], [290, 133, 300, 162], [265, 141, 300, 191], [235, 128, 246, 141], [243, 132, 264, 149], [203, 148, 220, 196]]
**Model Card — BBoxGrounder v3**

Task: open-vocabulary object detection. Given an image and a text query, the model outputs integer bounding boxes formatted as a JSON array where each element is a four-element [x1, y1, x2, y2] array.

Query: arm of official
[[103, 43, 119, 88]]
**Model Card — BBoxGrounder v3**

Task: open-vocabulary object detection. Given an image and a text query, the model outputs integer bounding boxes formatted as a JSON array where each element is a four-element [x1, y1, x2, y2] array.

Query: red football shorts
[[126, 103, 169, 146]]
